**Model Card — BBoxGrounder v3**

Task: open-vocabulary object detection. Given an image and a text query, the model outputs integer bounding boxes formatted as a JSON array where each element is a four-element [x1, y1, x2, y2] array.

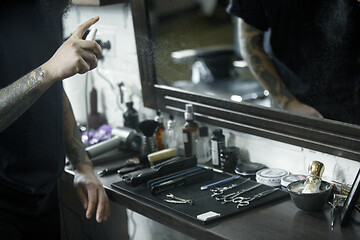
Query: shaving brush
[[302, 161, 324, 194], [138, 120, 159, 156]]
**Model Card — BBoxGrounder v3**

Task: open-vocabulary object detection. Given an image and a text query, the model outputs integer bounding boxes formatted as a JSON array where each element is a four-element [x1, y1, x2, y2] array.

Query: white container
[[256, 168, 289, 187]]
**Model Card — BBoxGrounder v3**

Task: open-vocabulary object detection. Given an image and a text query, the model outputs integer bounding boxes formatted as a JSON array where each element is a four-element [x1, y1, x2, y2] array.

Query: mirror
[[130, 0, 360, 162], [148, 0, 270, 107], [139, 0, 360, 126]]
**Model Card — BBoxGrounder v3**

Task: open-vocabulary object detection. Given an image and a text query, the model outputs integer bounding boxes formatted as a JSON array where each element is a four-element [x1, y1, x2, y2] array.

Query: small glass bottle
[[154, 109, 165, 151], [123, 101, 139, 130], [196, 126, 211, 164], [166, 114, 177, 149], [183, 104, 199, 157], [211, 129, 225, 167]]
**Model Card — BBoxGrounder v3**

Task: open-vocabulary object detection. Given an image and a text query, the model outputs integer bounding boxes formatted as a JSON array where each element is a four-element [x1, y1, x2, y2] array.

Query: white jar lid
[[256, 168, 289, 187]]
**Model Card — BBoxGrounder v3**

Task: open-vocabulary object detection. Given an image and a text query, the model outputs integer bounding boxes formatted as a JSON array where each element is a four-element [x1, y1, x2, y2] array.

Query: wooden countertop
[[63, 158, 360, 240]]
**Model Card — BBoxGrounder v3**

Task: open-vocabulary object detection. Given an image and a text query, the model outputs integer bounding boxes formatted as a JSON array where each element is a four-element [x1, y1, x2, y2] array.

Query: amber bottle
[[154, 109, 165, 151], [183, 104, 199, 157]]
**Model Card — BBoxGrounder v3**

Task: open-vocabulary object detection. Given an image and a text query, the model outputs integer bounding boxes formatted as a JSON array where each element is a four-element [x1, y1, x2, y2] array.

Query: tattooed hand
[[42, 17, 102, 82]]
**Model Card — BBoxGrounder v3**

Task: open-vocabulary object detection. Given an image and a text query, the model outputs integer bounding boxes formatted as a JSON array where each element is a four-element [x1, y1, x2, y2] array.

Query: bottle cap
[[155, 109, 163, 123], [199, 126, 208, 137], [213, 129, 223, 136], [126, 101, 133, 108], [184, 104, 194, 120], [167, 114, 175, 128], [212, 129, 224, 140]]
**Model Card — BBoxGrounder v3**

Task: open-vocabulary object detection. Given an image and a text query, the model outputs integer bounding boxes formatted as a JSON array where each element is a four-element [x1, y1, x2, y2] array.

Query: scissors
[[235, 188, 278, 208], [215, 183, 262, 203], [210, 178, 250, 197]]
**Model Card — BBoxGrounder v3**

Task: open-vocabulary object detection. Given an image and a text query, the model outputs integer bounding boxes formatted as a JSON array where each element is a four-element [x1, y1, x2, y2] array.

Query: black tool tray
[[111, 168, 289, 224]]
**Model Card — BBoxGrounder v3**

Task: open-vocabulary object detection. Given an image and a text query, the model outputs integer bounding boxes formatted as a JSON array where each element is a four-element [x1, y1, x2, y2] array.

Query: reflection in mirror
[[147, 0, 360, 126], [148, 0, 270, 107], [131, 0, 360, 161]]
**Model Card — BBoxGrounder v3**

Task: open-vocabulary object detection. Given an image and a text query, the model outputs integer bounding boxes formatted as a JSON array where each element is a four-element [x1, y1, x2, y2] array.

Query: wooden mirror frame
[[130, 0, 360, 162]]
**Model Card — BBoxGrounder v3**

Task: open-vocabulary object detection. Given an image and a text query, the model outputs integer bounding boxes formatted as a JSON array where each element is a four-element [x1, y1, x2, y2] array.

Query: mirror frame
[[130, 0, 360, 162]]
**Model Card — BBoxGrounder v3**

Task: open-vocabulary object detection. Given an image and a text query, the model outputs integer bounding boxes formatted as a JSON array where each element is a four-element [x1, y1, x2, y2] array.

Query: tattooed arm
[[238, 19, 322, 117], [0, 67, 53, 132], [63, 90, 110, 223], [0, 17, 102, 133]]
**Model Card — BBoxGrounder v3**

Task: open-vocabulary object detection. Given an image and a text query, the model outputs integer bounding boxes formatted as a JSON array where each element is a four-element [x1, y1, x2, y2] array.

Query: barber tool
[[117, 163, 148, 175], [138, 120, 159, 156], [210, 178, 250, 197], [164, 193, 194, 205], [97, 159, 137, 177], [147, 148, 177, 166], [200, 175, 240, 190], [86, 127, 142, 159], [150, 168, 213, 195], [122, 156, 197, 186], [118, 150, 179, 176], [149, 167, 204, 188], [235, 188, 278, 208], [215, 183, 262, 204]]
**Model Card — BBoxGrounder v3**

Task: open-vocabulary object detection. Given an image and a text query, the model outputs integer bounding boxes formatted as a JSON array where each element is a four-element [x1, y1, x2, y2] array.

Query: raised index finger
[[72, 16, 100, 39]]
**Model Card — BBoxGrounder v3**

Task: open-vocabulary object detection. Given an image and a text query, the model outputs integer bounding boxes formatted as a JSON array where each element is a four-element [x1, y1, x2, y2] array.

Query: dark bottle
[[154, 109, 165, 151], [183, 104, 199, 157], [123, 101, 139, 130], [220, 146, 240, 173], [211, 129, 225, 167]]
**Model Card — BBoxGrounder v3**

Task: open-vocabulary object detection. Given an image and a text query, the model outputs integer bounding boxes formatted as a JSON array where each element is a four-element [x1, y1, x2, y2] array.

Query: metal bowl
[[287, 180, 332, 211]]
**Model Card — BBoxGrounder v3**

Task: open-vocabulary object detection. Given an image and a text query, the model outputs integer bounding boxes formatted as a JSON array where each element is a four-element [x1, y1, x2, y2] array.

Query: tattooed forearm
[[0, 67, 45, 132], [63, 91, 92, 168], [238, 19, 295, 108]]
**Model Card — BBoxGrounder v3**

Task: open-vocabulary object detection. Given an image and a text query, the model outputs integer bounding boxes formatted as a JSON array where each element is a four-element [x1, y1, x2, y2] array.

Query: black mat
[[111, 169, 289, 224]]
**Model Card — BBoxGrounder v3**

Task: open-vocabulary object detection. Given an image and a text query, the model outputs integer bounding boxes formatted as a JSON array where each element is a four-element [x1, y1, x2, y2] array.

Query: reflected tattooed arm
[[238, 19, 322, 117]]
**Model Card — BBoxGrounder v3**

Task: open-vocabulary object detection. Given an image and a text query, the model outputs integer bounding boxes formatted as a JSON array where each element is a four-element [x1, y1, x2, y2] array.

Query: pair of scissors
[[235, 188, 278, 208], [215, 183, 262, 204], [210, 178, 250, 197]]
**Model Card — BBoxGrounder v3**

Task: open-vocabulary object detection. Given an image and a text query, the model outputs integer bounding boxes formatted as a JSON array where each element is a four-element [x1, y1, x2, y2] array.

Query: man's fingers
[[86, 187, 98, 219], [76, 185, 88, 209], [72, 16, 100, 39], [96, 189, 110, 222], [80, 41, 102, 59]]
